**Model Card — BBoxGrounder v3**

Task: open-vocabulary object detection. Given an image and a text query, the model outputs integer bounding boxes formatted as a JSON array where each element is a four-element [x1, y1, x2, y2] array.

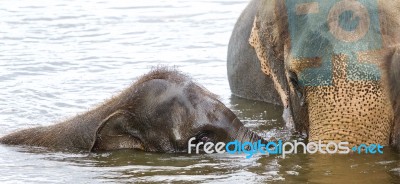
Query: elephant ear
[[90, 110, 144, 152]]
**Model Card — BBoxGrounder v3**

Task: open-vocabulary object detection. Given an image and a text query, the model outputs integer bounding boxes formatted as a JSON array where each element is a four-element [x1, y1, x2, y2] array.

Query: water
[[0, 0, 399, 183]]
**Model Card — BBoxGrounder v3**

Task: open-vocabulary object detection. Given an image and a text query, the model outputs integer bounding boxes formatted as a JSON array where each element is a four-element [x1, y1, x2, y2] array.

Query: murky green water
[[0, 0, 399, 183]]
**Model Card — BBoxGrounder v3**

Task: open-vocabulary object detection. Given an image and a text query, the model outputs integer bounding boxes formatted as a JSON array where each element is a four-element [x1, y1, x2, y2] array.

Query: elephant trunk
[[232, 118, 266, 144], [306, 82, 394, 147], [299, 53, 394, 147]]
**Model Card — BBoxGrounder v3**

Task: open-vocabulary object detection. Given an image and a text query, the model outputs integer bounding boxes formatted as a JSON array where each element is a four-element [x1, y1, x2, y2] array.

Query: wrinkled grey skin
[[227, 0, 281, 105], [227, 0, 400, 149], [0, 68, 263, 152]]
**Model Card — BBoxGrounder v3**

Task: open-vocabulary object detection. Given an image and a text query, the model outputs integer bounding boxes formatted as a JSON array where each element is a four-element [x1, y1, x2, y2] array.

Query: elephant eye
[[196, 131, 212, 143], [288, 71, 300, 89], [288, 71, 306, 106], [201, 136, 209, 142]]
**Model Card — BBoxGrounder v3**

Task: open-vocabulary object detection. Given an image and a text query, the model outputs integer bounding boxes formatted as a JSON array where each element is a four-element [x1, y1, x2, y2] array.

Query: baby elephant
[[0, 68, 262, 153]]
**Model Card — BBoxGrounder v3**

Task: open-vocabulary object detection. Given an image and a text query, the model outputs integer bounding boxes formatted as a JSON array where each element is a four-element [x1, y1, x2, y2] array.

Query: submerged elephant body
[[228, 0, 400, 148], [0, 68, 261, 152]]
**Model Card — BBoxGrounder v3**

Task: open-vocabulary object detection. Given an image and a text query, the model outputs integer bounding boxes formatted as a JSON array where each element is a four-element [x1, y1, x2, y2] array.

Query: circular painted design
[[328, 0, 370, 42]]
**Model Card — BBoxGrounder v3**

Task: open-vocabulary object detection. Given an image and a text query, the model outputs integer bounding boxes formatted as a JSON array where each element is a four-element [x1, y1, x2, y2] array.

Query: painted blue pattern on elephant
[[339, 10, 360, 32], [286, 0, 382, 86]]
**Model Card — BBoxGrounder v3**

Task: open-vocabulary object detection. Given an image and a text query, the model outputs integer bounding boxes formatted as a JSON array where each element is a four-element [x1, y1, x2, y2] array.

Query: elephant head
[[0, 68, 263, 152], [243, 0, 400, 147]]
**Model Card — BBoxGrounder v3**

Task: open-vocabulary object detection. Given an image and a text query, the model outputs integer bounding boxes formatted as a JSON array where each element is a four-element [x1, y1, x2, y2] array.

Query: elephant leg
[[227, 0, 281, 105]]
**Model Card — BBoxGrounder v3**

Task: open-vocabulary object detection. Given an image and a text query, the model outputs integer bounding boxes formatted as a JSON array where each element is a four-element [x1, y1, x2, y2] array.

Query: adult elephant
[[227, 0, 400, 149], [0, 68, 263, 152]]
